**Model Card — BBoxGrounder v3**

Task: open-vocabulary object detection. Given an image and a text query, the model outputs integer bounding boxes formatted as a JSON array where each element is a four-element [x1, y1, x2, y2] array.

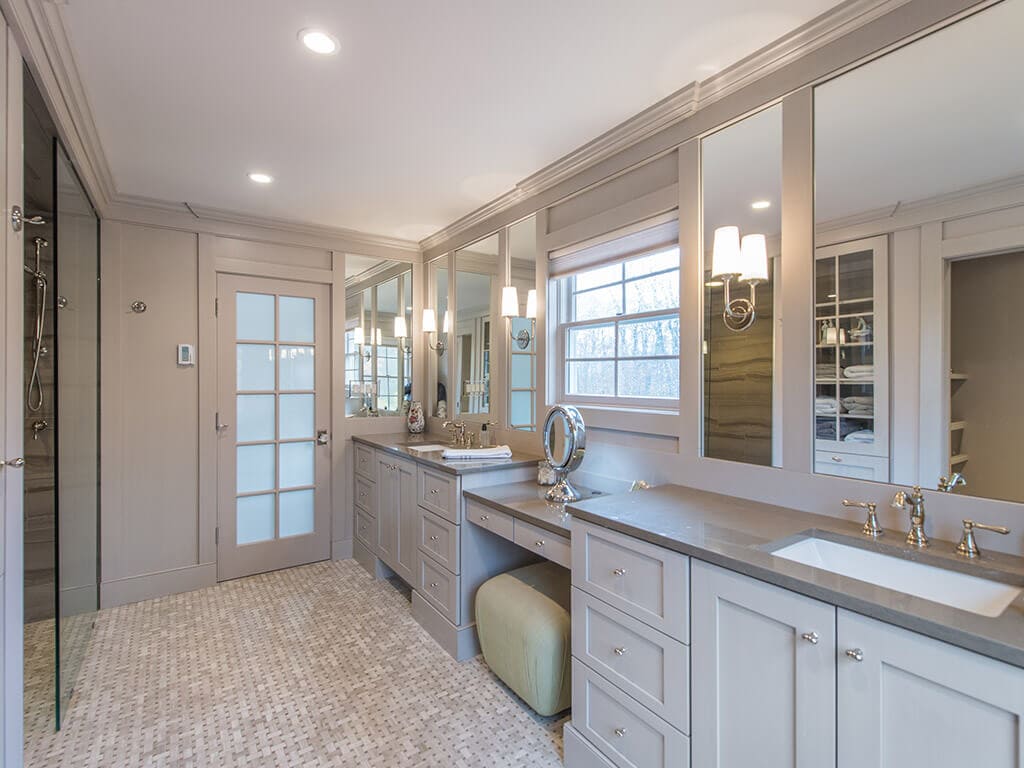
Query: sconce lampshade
[[501, 286, 520, 318], [375, 328, 383, 345], [422, 309, 437, 334], [443, 311, 451, 333], [525, 289, 537, 320], [394, 316, 408, 339], [353, 326, 365, 346], [711, 226, 743, 278], [740, 234, 769, 282]]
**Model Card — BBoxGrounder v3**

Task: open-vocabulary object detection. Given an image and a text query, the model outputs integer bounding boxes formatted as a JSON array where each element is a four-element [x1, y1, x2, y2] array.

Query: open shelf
[[950, 372, 968, 382], [950, 420, 966, 433], [950, 453, 970, 466]]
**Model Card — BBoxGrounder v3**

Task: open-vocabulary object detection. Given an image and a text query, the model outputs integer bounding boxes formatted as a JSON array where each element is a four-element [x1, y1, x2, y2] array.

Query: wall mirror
[[813, 0, 1024, 502], [426, 256, 449, 418], [701, 103, 781, 466], [344, 256, 413, 417], [506, 214, 538, 431], [454, 233, 499, 420]]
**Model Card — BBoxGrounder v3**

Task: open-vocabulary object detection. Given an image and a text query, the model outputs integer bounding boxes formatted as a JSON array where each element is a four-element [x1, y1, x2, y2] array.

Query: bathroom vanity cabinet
[[375, 454, 417, 585]]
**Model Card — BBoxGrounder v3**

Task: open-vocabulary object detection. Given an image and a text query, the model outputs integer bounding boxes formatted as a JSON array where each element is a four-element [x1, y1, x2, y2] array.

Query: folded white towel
[[841, 396, 874, 407], [441, 445, 513, 460], [843, 365, 874, 379], [844, 430, 875, 444]]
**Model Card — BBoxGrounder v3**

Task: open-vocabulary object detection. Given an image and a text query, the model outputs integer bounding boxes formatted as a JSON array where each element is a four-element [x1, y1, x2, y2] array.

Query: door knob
[[846, 648, 864, 662], [316, 429, 329, 446], [801, 631, 819, 644], [0, 458, 25, 468]]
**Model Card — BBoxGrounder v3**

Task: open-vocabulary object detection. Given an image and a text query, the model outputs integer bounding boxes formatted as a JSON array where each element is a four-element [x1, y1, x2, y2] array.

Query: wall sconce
[[500, 286, 537, 350], [422, 308, 449, 355], [354, 326, 383, 360], [394, 316, 411, 357], [710, 226, 768, 333]]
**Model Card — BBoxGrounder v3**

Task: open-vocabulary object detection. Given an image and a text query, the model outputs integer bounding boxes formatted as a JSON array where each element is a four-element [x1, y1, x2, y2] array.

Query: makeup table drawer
[[354, 443, 376, 481], [354, 474, 376, 513], [418, 467, 459, 523], [419, 508, 460, 574], [513, 518, 571, 569], [465, 500, 514, 540], [355, 506, 376, 552], [571, 659, 690, 768], [419, 554, 460, 625], [571, 519, 689, 642], [572, 587, 689, 733]]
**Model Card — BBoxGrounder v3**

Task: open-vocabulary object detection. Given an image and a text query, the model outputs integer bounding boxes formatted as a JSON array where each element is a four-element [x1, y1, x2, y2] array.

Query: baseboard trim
[[59, 584, 98, 616], [411, 591, 480, 661], [331, 538, 353, 561], [100, 563, 216, 608]]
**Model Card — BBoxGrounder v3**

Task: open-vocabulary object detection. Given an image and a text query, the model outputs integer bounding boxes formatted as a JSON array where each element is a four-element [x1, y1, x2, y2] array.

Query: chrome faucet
[[442, 420, 470, 448], [892, 486, 927, 548], [938, 473, 966, 493]]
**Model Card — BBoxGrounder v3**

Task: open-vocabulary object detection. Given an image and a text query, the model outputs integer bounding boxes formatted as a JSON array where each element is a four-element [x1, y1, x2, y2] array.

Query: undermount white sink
[[772, 537, 1023, 617]]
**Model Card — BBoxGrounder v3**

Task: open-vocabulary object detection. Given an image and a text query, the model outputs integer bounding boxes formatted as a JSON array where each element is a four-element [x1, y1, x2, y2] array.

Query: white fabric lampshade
[[375, 328, 383, 345], [421, 309, 437, 334], [443, 311, 451, 333], [740, 234, 769, 282], [711, 225, 742, 278], [393, 316, 408, 339], [525, 289, 537, 319], [501, 286, 519, 317], [353, 326, 365, 346]]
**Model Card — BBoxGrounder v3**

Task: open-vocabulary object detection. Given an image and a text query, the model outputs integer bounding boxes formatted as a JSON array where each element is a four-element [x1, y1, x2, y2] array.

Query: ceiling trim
[[417, 0, 914, 254]]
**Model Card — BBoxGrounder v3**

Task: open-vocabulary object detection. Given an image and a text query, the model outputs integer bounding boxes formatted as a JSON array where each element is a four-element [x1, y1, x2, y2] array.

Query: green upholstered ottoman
[[475, 560, 572, 716]]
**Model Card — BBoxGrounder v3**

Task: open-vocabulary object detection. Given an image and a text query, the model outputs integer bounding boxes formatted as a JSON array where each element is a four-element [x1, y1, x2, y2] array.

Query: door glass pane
[[279, 296, 314, 342], [510, 391, 533, 425], [279, 489, 314, 537], [511, 355, 533, 388], [237, 293, 275, 340], [237, 344, 275, 391], [237, 494, 275, 544], [279, 346, 314, 390], [279, 394, 314, 440], [237, 395, 275, 442], [279, 442, 314, 488], [237, 444, 275, 493]]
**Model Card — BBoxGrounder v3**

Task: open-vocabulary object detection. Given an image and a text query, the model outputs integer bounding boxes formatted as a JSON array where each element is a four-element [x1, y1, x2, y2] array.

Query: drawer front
[[572, 659, 689, 768], [354, 444, 376, 481], [814, 450, 889, 482], [572, 588, 689, 733], [418, 468, 459, 523], [355, 507, 376, 552], [354, 474, 376, 513], [419, 554, 460, 624], [513, 518, 571, 569], [465, 500, 515, 540], [419, 509, 460, 574], [571, 519, 689, 642]]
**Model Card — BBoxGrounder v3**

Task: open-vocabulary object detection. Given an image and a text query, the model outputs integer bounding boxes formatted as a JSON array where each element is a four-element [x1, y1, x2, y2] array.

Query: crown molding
[[418, 0, 915, 254]]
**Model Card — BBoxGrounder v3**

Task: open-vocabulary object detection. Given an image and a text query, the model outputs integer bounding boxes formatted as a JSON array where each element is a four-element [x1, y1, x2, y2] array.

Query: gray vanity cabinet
[[375, 454, 417, 585], [691, 560, 837, 768], [837, 610, 1024, 768]]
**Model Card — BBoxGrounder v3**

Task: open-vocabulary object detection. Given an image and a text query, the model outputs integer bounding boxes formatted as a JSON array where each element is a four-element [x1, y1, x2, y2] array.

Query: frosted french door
[[217, 275, 331, 581]]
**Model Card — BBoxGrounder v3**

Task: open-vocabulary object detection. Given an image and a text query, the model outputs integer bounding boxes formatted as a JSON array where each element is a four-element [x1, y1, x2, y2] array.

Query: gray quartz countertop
[[567, 483, 1024, 667], [351, 433, 541, 475], [464, 481, 605, 536]]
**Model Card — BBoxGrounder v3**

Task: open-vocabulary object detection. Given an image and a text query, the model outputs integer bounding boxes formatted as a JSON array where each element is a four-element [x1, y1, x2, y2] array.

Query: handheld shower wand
[[26, 236, 49, 413]]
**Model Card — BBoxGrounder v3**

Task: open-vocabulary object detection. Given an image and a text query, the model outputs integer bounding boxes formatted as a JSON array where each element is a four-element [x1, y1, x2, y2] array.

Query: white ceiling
[[60, 0, 839, 242]]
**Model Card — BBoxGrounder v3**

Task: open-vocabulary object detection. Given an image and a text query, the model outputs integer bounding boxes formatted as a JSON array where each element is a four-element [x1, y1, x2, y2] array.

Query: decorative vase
[[407, 401, 425, 434], [436, 400, 448, 419]]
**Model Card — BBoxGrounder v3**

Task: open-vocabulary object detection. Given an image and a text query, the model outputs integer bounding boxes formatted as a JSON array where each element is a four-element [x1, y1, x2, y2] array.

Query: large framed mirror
[[813, 0, 1024, 501], [701, 103, 781, 466], [344, 256, 413, 417], [454, 233, 499, 420]]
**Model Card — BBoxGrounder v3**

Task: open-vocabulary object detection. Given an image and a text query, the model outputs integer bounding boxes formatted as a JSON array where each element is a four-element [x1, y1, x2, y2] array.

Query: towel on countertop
[[844, 430, 875, 444], [441, 445, 513, 460]]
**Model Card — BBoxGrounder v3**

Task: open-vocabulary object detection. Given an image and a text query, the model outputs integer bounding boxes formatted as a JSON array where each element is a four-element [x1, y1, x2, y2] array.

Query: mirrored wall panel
[[455, 234, 499, 419], [507, 215, 538, 431], [814, 0, 1024, 501], [344, 257, 412, 417], [702, 104, 780, 466], [427, 257, 449, 417]]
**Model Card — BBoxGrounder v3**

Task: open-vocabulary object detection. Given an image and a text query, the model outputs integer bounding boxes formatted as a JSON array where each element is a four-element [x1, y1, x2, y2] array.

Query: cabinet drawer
[[572, 659, 689, 768], [572, 588, 689, 733], [419, 509, 460, 574], [465, 500, 514, 540], [513, 518, 571, 568], [814, 450, 889, 482], [355, 507, 376, 552], [419, 554, 460, 624], [418, 467, 459, 523], [571, 519, 689, 642], [354, 474, 376, 513], [354, 443, 376, 481]]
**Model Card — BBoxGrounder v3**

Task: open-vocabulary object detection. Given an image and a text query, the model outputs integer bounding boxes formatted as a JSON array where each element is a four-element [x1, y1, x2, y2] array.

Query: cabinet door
[[838, 610, 1024, 768], [692, 561, 836, 768], [393, 458, 417, 584], [376, 457, 397, 565]]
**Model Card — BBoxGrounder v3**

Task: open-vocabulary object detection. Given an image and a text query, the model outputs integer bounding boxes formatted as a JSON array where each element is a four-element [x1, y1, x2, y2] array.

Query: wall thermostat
[[177, 344, 196, 367]]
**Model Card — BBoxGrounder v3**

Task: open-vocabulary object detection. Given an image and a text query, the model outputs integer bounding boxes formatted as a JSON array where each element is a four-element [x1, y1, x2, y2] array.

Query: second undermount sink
[[771, 536, 1023, 618]]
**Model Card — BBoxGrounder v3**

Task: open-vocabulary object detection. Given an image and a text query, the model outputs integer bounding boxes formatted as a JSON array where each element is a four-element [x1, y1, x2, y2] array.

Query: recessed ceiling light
[[751, 200, 771, 210], [299, 28, 339, 55], [248, 172, 274, 184]]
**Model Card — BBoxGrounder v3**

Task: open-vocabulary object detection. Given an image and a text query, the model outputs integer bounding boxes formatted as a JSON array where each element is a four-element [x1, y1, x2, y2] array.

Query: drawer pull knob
[[612, 568, 627, 576], [613, 646, 628, 656], [430, 488, 440, 495], [430, 582, 439, 589], [801, 632, 819, 645], [429, 535, 439, 542], [846, 648, 864, 662], [831, 456, 843, 463], [613, 728, 627, 738], [535, 540, 546, 547], [359, 492, 366, 498], [480, 514, 489, 521]]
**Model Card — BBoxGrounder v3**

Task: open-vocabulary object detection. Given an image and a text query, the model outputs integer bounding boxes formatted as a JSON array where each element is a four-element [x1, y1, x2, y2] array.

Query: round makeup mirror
[[543, 405, 586, 502]]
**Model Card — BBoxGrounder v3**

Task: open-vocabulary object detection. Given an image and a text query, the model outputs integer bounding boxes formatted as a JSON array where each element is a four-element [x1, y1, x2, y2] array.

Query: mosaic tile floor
[[24, 560, 568, 767]]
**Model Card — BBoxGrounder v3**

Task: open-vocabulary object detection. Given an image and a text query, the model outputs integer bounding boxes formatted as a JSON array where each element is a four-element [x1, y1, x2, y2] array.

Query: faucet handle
[[843, 499, 882, 539], [955, 519, 1010, 559]]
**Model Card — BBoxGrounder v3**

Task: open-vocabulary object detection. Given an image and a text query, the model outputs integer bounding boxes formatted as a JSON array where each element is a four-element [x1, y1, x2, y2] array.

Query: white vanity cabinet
[[691, 561, 837, 768], [837, 610, 1024, 768], [375, 453, 417, 585]]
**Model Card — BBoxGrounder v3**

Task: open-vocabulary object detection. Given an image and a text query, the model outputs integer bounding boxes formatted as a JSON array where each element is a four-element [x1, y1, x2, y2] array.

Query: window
[[555, 246, 680, 407]]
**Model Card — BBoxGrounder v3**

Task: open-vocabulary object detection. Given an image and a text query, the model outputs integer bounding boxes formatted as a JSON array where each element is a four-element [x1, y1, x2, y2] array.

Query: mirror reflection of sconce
[[394, 316, 412, 359], [354, 326, 382, 361], [422, 308, 450, 356], [709, 226, 769, 333], [500, 286, 538, 350]]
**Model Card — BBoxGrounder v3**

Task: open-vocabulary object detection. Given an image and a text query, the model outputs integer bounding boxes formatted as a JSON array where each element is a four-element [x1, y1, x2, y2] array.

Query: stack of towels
[[815, 397, 841, 415], [841, 396, 873, 417], [844, 430, 874, 444], [816, 419, 861, 441], [815, 363, 836, 379], [842, 364, 874, 380]]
